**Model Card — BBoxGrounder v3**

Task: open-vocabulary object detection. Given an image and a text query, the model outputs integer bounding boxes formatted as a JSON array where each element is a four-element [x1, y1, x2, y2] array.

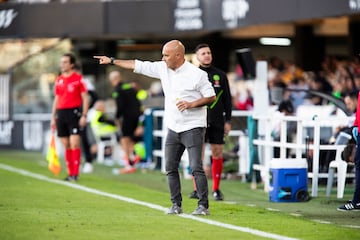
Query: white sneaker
[[82, 162, 93, 174], [104, 157, 115, 166], [191, 205, 210, 215]]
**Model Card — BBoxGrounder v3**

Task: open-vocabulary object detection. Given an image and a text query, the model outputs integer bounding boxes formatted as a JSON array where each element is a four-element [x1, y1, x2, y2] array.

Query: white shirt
[[134, 60, 215, 133]]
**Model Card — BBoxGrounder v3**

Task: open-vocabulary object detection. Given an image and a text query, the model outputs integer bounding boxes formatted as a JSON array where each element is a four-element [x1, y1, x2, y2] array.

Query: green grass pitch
[[0, 150, 359, 240]]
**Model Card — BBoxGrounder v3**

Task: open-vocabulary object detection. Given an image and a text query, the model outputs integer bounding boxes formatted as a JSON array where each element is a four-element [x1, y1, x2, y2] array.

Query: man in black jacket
[[109, 70, 141, 173], [189, 43, 232, 201]]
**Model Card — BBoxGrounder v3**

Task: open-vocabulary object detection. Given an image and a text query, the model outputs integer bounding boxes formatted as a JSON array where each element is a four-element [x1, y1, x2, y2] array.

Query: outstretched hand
[[94, 56, 110, 64]]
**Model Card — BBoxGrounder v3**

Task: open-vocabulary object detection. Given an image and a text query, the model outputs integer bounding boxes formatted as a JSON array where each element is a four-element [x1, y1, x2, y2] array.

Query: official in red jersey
[[51, 53, 89, 181]]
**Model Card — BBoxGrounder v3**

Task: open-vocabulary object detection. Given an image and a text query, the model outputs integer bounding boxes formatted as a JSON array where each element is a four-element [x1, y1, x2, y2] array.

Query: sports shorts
[[56, 108, 81, 137], [121, 115, 140, 137], [205, 124, 225, 144]]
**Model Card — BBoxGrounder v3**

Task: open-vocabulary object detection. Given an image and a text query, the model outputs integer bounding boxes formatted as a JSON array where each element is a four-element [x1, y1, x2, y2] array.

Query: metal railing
[[252, 113, 354, 197]]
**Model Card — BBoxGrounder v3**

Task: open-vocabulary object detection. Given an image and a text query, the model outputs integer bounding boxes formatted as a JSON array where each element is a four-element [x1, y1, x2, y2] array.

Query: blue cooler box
[[269, 159, 309, 202]]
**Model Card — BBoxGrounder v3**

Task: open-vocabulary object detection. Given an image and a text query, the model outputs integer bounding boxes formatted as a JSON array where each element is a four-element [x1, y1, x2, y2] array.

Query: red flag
[[46, 133, 61, 176]]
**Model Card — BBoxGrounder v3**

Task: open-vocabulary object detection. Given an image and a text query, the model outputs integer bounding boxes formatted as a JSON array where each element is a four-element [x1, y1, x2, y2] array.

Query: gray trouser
[[165, 127, 209, 208]]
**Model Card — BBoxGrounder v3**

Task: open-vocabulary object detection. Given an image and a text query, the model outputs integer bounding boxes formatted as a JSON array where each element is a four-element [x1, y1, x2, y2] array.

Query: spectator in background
[[321, 56, 338, 76], [281, 60, 303, 85], [303, 71, 332, 105], [338, 89, 360, 211], [330, 91, 358, 144], [354, 74, 360, 90], [328, 63, 356, 99], [287, 75, 309, 112], [340, 66, 357, 96], [90, 100, 118, 166], [267, 56, 284, 88], [351, 56, 360, 76], [233, 88, 253, 111], [268, 57, 285, 90], [50, 53, 89, 181], [109, 70, 142, 174], [188, 43, 232, 201], [344, 91, 358, 115], [333, 91, 358, 137], [320, 55, 338, 87], [322, 91, 358, 173]]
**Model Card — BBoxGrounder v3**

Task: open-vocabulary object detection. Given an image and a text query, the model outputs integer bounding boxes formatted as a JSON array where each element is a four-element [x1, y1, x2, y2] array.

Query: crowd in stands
[[233, 54, 360, 113], [268, 56, 360, 109]]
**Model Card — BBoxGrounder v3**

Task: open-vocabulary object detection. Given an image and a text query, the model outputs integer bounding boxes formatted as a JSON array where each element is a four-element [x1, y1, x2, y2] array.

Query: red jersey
[[55, 72, 87, 109]]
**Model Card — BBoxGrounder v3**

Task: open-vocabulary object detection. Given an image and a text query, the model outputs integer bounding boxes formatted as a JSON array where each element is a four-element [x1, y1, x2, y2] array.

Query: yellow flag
[[46, 133, 61, 176]]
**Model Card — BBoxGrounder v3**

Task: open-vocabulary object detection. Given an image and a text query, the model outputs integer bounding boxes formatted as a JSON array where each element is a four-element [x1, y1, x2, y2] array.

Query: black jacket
[[112, 82, 141, 119], [200, 65, 232, 128]]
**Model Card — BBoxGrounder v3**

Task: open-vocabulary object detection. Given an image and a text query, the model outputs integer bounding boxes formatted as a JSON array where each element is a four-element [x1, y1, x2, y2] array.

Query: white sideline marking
[[341, 225, 360, 229], [266, 208, 280, 212], [312, 219, 331, 224], [0, 163, 298, 240]]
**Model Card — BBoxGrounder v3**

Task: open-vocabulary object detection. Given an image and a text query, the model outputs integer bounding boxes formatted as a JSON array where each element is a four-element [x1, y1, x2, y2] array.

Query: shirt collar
[[174, 60, 187, 73]]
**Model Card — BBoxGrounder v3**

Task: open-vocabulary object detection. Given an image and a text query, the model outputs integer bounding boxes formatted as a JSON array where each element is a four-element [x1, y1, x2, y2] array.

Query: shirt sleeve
[[80, 79, 87, 93], [197, 71, 215, 98], [134, 60, 162, 79]]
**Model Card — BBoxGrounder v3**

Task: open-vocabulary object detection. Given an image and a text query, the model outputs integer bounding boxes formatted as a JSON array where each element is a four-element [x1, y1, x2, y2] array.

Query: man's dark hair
[[63, 53, 77, 65], [345, 90, 358, 100], [194, 43, 210, 53]]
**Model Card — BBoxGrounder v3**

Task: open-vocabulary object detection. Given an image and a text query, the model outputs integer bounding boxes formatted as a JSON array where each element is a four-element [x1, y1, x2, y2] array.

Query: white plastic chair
[[96, 134, 118, 164], [325, 132, 352, 198]]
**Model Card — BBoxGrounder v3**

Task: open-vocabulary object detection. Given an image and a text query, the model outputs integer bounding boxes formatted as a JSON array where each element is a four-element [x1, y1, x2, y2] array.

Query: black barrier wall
[[1, 0, 360, 39], [0, 115, 51, 151]]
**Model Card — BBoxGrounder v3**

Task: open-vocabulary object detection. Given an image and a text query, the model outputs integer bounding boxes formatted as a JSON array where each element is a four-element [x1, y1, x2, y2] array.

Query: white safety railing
[[252, 113, 355, 197]]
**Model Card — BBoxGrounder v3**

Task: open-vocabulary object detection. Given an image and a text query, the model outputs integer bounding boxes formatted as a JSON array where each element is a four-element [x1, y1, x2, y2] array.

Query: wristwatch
[[110, 57, 115, 65]]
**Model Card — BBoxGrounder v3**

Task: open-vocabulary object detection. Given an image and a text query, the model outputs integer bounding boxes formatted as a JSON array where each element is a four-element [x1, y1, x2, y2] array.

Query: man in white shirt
[[94, 40, 216, 215]]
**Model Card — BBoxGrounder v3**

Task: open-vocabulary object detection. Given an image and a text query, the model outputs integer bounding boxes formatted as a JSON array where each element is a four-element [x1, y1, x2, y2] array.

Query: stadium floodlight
[[259, 37, 291, 46]]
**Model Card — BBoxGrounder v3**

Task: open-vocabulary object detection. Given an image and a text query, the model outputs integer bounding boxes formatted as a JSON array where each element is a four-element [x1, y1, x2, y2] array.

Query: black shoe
[[189, 190, 199, 199], [213, 189, 224, 201], [337, 201, 360, 211], [64, 176, 72, 181], [64, 175, 78, 181]]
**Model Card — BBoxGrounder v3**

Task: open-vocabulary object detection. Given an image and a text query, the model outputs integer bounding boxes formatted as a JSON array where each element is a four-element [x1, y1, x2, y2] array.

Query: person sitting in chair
[[90, 100, 118, 165]]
